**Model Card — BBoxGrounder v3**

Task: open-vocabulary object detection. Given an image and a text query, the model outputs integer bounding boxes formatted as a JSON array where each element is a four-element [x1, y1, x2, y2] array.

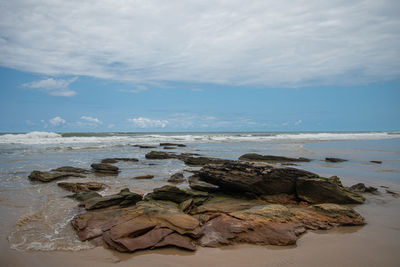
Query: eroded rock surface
[[28, 170, 85, 182], [58, 181, 105, 192], [91, 163, 119, 174], [239, 153, 311, 163]]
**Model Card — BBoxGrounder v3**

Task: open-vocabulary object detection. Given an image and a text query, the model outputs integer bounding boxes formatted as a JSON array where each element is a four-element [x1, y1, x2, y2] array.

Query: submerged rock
[[91, 163, 119, 174], [350, 183, 378, 193], [239, 153, 311, 163], [133, 175, 154, 179], [370, 160, 382, 164], [67, 191, 102, 201], [57, 181, 104, 192], [168, 173, 185, 183], [28, 170, 85, 182], [101, 158, 139, 164], [325, 157, 348, 163], [133, 145, 157, 149], [51, 166, 89, 173], [160, 143, 186, 147]]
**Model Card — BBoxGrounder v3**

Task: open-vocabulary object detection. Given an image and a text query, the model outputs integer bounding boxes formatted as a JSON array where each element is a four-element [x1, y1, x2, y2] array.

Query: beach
[[1, 132, 400, 266]]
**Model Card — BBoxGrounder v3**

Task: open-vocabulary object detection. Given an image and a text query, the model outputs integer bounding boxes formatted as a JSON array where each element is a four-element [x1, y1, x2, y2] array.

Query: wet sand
[[1, 190, 399, 267]]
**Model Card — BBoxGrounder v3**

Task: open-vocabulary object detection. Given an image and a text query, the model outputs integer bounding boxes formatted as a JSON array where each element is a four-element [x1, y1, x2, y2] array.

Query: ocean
[[0, 131, 399, 254]]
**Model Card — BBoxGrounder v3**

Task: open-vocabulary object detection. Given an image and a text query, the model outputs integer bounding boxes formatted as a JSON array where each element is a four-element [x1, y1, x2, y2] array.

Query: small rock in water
[[325, 157, 348, 163], [58, 181, 105, 192], [28, 170, 85, 182], [91, 163, 119, 174], [51, 166, 89, 173], [239, 153, 311, 163], [163, 146, 176, 150], [350, 183, 378, 193], [168, 173, 185, 183], [101, 158, 139, 164], [133, 175, 154, 179], [370, 160, 382, 164]]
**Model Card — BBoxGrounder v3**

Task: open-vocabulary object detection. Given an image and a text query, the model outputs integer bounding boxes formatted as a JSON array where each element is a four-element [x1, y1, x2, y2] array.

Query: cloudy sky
[[0, 0, 399, 132]]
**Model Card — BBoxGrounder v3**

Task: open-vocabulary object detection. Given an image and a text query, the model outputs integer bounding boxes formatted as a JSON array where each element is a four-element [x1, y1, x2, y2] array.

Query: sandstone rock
[[296, 177, 364, 204], [133, 175, 154, 179], [133, 145, 157, 148], [57, 181, 104, 192], [145, 151, 178, 160], [145, 185, 209, 205], [82, 188, 142, 210], [239, 153, 311, 163], [370, 160, 382, 164], [182, 156, 232, 166], [91, 163, 119, 174], [28, 170, 85, 182], [325, 157, 348, 162], [163, 146, 176, 150], [160, 143, 186, 147], [168, 173, 185, 183], [188, 176, 220, 192], [51, 166, 89, 173], [67, 191, 102, 201], [350, 183, 378, 193]]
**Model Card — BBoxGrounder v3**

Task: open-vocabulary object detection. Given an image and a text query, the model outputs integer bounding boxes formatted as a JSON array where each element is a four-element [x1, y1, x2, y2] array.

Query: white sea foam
[[0, 131, 399, 145]]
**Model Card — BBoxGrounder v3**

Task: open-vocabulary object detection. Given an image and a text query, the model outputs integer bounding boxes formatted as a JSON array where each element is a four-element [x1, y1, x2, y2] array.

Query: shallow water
[[0, 131, 399, 254]]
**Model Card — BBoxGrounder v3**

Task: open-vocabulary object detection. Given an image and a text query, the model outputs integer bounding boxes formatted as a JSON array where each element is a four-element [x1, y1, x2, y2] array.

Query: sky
[[0, 0, 399, 132]]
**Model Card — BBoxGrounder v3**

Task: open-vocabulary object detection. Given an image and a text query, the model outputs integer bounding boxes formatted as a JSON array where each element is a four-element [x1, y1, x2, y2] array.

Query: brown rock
[[239, 153, 311, 163], [57, 181, 104, 192], [91, 163, 119, 174], [133, 175, 154, 179], [168, 173, 185, 183], [28, 170, 85, 182]]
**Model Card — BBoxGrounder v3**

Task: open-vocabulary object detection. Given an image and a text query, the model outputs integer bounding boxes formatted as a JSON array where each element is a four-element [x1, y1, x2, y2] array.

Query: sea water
[[0, 131, 399, 251]]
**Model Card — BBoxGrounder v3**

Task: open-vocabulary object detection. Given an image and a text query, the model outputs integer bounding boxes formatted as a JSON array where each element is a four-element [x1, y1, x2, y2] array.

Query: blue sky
[[0, 0, 399, 132]]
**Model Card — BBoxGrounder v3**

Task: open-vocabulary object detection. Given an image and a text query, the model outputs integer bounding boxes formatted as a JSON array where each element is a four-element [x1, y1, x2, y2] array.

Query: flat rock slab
[[239, 153, 311, 163], [91, 163, 119, 174], [28, 170, 85, 182], [57, 181, 105, 192]]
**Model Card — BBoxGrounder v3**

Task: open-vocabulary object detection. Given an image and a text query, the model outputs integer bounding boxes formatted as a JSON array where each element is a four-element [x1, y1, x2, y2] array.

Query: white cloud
[[49, 116, 66, 126], [80, 116, 102, 124], [120, 85, 148, 93], [294, 119, 302, 126], [128, 117, 168, 128], [1, 1, 399, 87], [22, 77, 77, 97]]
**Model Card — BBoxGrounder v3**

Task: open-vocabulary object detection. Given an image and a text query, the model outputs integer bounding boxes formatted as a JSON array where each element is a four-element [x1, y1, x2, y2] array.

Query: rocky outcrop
[[145, 151, 179, 160], [57, 181, 104, 192], [101, 158, 139, 164], [350, 183, 378, 193], [80, 188, 142, 210], [133, 175, 154, 179], [160, 143, 186, 147], [67, 192, 102, 201], [145, 185, 209, 205], [28, 170, 85, 182], [239, 154, 311, 163], [325, 157, 348, 162], [188, 176, 220, 192], [168, 173, 185, 183], [189, 161, 364, 204], [91, 163, 119, 174], [182, 156, 232, 166]]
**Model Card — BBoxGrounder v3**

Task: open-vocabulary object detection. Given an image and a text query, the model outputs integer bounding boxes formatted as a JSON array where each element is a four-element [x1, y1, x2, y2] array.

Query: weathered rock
[[163, 146, 176, 150], [28, 170, 85, 182], [57, 181, 104, 192], [168, 173, 185, 183], [145, 151, 178, 160], [370, 160, 382, 164], [350, 183, 378, 193], [133, 175, 154, 179], [325, 157, 348, 162], [182, 156, 232, 166], [91, 163, 119, 174], [188, 176, 220, 192], [239, 153, 311, 163], [296, 177, 364, 204], [51, 166, 89, 173], [82, 188, 142, 210], [72, 200, 199, 252], [101, 158, 139, 164], [386, 190, 400, 198], [145, 185, 209, 204], [67, 191, 102, 201], [193, 161, 316, 197]]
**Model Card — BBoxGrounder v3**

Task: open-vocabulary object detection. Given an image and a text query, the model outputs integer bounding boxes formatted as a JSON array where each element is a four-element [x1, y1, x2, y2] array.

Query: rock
[[325, 157, 348, 163], [133, 175, 154, 179], [160, 143, 186, 147], [188, 176, 220, 192], [51, 166, 89, 173], [350, 183, 378, 193], [193, 161, 316, 197], [72, 201, 199, 252], [386, 190, 400, 198], [101, 158, 139, 164], [57, 181, 104, 192], [91, 163, 119, 174], [168, 173, 185, 183], [145, 151, 178, 160], [133, 145, 157, 149], [145, 185, 209, 204], [296, 177, 364, 204], [239, 154, 311, 163], [28, 170, 85, 182], [370, 160, 382, 164], [82, 188, 142, 210], [182, 156, 232, 166], [67, 191, 102, 201], [163, 146, 176, 150]]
